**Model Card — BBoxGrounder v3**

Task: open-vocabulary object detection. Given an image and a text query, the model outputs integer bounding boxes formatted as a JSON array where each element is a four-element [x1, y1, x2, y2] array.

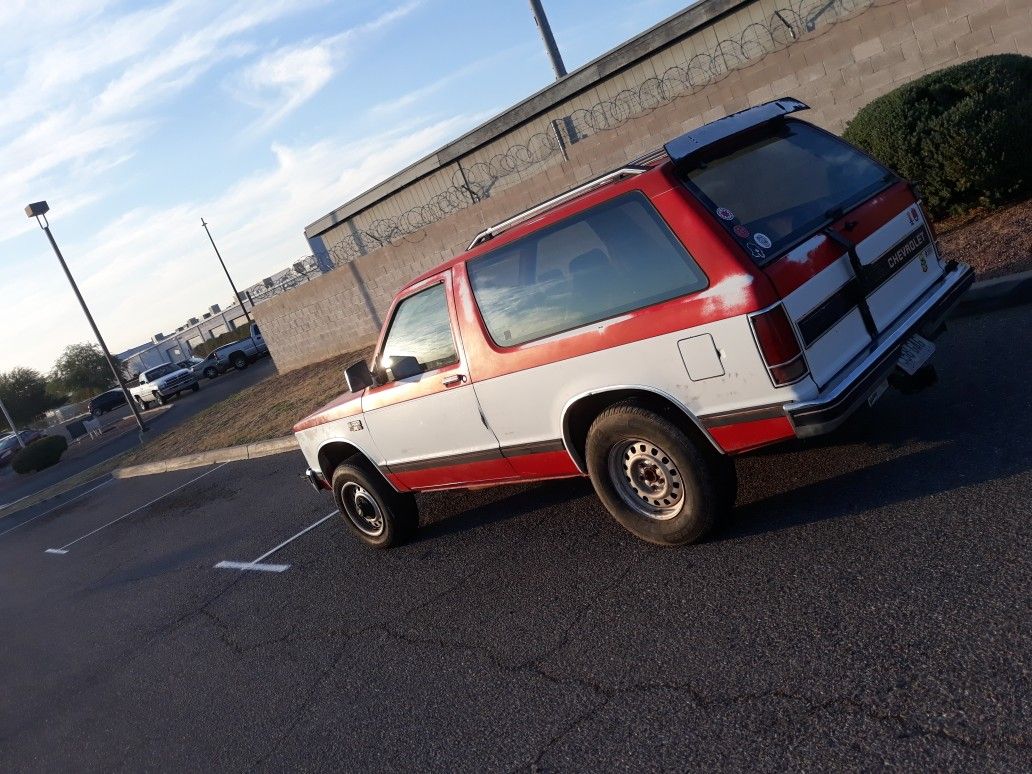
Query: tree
[[50, 343, 113, 402], [0, 368, 63, 425]]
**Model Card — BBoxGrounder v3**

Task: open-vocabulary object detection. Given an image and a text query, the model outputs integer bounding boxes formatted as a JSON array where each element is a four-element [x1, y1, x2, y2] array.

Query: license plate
[[898, 334, 935, 376], [867, 380, 888, 407]]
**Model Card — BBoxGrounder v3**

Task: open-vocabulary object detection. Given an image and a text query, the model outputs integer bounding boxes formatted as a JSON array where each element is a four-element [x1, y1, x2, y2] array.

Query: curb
[[113, 435, 299, 479], [108, 269, 1032, 481], [954, 269, 1032, 317]]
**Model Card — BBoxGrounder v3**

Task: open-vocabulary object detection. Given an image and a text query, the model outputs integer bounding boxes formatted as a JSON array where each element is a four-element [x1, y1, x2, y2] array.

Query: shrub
[[843, 54, 1032, 219], [12, 435, 69, 474]]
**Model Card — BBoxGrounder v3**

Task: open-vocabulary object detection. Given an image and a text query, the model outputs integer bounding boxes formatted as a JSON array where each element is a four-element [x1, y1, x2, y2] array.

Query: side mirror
[[344, 360, 374, 392], [385, 355, 424, 382]]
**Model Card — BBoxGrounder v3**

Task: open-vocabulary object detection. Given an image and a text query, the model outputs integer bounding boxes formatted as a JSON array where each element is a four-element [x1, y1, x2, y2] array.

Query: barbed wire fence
[[262, 0, 881, 299]]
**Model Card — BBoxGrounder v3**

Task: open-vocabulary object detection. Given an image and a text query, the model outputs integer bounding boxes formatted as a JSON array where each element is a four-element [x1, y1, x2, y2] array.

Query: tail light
[[750, 304, 808, 386]]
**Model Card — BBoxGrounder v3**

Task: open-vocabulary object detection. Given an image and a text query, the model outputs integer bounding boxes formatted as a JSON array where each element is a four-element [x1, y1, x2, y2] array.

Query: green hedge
[[12, 435, 69, 474], [843, 54, 1032, 218]]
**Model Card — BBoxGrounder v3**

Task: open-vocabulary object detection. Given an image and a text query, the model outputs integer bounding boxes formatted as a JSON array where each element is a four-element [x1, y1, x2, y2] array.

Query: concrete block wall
[[256, 0, 1032, 373]]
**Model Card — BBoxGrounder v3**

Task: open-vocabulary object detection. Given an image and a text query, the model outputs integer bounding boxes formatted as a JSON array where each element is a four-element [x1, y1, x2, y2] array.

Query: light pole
[[528, 0, 567, 80], [0, 396, 26, 449], [201, 218, 252, 324], [24, 201, 147, 435]]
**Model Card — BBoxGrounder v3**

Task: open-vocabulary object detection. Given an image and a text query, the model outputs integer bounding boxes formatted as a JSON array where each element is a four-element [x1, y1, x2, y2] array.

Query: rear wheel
[[585, 402, 733, 546], [331, 460, 417, 549], [231, 353, 247, 370]]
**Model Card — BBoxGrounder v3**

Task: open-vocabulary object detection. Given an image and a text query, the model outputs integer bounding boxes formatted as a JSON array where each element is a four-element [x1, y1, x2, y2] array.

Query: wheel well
[[317, 441, 394, 489], [562, 389, 720, 471]]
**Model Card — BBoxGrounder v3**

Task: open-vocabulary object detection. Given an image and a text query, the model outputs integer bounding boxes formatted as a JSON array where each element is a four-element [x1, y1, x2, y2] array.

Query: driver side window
[[379, 283, 457, 377]]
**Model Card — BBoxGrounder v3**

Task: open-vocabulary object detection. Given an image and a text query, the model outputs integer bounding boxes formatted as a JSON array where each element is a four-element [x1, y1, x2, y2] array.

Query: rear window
[[467, 193, 707, 347], [680, 120, 893, 265]]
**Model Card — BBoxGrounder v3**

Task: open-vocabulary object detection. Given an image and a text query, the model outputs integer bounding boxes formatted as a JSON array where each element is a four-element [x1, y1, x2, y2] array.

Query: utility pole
[[24, 201, 147, 436], [0, 397, 25, 449], [528, 0, 567, 79], [201, 218, 252, 323]]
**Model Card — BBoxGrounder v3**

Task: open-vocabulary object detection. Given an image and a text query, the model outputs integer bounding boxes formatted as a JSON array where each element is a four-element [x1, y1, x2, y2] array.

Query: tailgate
[[769, 184, 945, 387]]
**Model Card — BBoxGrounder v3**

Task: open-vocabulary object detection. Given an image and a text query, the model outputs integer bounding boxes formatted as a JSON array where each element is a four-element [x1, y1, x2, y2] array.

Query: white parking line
[[215, 509, 337, 573], [0, 478, 114, 539], [44, 464, 227, 555]]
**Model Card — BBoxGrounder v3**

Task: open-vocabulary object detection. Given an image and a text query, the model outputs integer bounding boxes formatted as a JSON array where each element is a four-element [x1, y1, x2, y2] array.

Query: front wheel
[[137, 397, 150, 411], [155, 392, 166, 406], [331, 461, 418, 549], [191, 382, 200, 392], [585, 402, 733, 546], [204, 367, 218, 380]]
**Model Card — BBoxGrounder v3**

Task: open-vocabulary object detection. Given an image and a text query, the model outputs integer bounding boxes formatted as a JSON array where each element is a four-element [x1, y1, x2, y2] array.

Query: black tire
[[155, 392, 166, 406], [137, 397, 150, 411], [331, 460, 418, 549], [191, 382, 200, 392], [204, 367, 218, 380], [92, 408, 103, 417], [230, 353, 247, 371], [585, 402, 733, 546]]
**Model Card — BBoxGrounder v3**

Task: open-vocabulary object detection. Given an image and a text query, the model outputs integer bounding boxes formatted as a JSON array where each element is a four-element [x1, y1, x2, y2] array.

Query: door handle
[[442, 374, 466, 387]]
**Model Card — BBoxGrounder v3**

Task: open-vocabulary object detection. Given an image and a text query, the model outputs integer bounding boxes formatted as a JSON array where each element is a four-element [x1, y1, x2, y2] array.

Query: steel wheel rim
[[340, 482, 385, 536], [607, 438, 683, 520]]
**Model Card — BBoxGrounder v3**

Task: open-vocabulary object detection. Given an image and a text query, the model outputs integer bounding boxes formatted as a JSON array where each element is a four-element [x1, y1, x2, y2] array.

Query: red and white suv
[[294, 98, 974, 548]]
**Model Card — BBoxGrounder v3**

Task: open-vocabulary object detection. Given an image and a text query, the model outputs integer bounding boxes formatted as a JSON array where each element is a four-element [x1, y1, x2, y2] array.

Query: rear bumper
[[785, 261, 974, 437]]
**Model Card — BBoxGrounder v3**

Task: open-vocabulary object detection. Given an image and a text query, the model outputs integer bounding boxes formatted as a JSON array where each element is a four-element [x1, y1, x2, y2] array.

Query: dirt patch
[[937, 198, 1032, 279], [122, 346, 373, 467]]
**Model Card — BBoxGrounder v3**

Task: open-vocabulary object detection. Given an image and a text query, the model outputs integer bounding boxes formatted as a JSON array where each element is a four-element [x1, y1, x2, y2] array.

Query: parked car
[[210, 323, 269, 372], [293, 98, 974, 550], [130, 362, 199, 410], [88, 388, 127, 416], [192, 354, 221, 380], [0, 429, 44, 468]]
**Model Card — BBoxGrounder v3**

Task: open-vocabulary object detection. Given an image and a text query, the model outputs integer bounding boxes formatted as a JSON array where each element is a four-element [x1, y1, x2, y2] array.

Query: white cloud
[[233, 42, 336, 130], [228, 2, 423, 131]]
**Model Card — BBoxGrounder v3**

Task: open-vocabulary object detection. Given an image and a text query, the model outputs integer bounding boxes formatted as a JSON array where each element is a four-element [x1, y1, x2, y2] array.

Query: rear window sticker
[[733, 224, 751, 239], [753, 233, 772, 249], [716, 207, 734, 221], [746, 242, 766, 260]]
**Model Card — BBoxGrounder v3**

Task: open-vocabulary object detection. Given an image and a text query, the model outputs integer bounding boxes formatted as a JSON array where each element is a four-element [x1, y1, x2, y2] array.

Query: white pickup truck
[[210, 323, 269, 372], [130, 363, 200, 409]]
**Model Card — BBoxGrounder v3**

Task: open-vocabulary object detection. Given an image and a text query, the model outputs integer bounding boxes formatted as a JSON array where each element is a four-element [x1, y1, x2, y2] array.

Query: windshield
[[0, 435, 18, 451], [146, 364, 177, 379], [680, 120, 893, 264]]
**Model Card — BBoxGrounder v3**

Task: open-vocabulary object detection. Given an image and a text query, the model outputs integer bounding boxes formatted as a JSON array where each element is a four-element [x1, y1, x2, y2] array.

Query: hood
[[293, 390, 363, 433], [155, 368, 191, 384]]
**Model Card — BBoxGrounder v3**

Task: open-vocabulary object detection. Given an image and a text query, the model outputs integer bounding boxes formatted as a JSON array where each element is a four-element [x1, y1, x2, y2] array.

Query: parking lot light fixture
[[24, 201, 147, 436]]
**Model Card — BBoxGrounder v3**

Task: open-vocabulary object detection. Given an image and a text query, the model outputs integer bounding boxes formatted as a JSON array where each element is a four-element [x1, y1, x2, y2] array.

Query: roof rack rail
[[467, 165, 648, 250], [628, 146, 667, 167]]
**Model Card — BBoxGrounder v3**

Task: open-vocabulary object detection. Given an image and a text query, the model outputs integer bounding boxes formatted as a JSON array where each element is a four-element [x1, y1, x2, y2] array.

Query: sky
[[0, 0, 693, 374]]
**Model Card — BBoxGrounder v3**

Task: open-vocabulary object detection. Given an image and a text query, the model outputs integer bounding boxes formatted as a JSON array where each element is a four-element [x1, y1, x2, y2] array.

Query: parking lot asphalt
[[0, 305, 1029, 772]]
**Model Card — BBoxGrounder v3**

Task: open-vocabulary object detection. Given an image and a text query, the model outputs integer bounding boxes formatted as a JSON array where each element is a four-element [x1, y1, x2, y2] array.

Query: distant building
[[118, 301, 254, 377]]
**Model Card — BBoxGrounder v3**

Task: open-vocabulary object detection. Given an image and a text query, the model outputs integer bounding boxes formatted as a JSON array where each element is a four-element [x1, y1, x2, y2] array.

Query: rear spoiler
[[664, 97, 809, 170]]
